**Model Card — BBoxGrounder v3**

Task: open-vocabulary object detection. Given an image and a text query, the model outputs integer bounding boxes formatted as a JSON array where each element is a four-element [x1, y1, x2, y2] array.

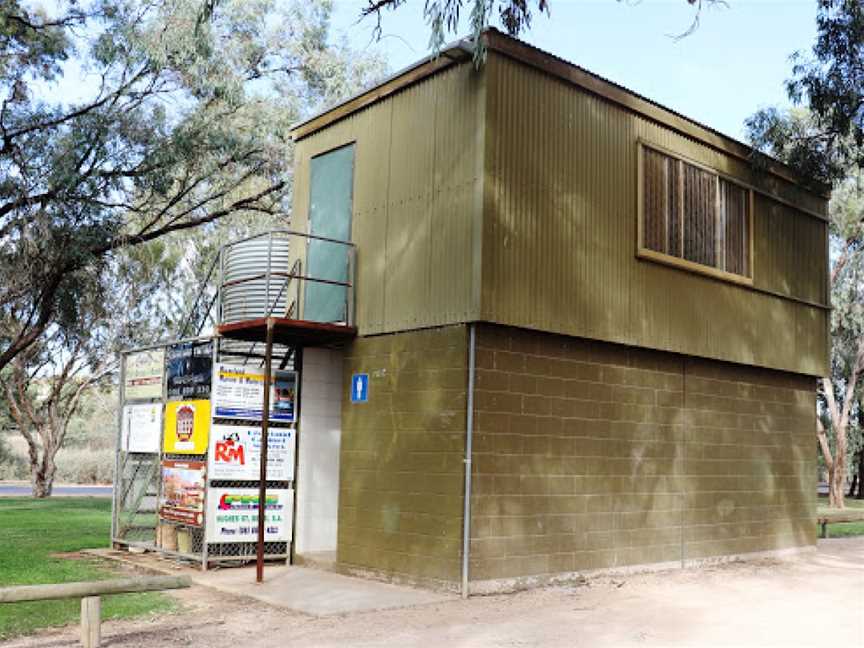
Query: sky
[[326, 0, 820, 142]]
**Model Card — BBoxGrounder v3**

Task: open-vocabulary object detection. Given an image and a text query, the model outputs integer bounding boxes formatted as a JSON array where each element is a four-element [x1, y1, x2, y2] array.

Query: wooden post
[[81, 596, 100, 648]]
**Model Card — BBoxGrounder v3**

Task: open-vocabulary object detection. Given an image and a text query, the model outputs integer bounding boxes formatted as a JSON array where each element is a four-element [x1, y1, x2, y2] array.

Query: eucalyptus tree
[[359, 0, 723, 60], [818, 174, 864, 508], [0, 0, 383, 374], [0, 0, 384, 495], [746, 0, 864, 508]]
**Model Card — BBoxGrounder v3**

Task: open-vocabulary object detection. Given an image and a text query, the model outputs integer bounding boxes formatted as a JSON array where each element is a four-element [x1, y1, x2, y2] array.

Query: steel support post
[[256, 318, 275, 583]]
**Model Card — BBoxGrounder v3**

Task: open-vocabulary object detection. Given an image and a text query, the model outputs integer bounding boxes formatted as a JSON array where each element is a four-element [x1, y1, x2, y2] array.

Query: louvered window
[[640, 145, 752, 282]]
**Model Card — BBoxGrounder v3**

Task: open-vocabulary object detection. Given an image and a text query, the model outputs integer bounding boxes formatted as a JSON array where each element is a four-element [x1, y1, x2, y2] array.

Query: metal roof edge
[[289, 37, 475, 141], [291, 28, 829, 199], [480, 28, 829, 199]]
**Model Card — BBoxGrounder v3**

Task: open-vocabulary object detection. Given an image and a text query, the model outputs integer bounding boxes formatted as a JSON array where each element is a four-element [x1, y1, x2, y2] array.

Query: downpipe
[[461, 324, 477, 599]]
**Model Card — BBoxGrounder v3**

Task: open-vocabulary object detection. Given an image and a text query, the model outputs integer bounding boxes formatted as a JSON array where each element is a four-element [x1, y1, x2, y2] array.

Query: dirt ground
[[4, 538, 863, 648]]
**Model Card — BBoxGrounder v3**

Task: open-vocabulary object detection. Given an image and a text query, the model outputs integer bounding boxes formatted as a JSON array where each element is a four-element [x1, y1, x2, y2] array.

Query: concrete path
[[87, 549, 455, 616], [193, 564, 454, 616]]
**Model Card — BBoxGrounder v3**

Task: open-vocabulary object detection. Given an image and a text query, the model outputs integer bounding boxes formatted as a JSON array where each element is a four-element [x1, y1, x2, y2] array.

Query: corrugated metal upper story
[[288, 29, 830, 377], [290, 28, 830, 207]]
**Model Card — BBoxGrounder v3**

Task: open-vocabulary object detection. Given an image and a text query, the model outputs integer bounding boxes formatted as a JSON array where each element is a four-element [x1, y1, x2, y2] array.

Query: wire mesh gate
[[111, 335, 296, 569]]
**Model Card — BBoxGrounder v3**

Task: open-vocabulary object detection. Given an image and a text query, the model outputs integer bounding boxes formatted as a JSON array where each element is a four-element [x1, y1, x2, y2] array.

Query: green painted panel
[[305, 144, 354, 323]]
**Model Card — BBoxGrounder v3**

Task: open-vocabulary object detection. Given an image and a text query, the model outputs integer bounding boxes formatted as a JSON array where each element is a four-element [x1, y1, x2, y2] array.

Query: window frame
[[636, 140, 755, 287]]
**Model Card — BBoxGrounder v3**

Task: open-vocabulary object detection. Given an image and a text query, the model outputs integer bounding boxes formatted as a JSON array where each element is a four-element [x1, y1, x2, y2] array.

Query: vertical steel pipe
[[256, 318, 275, 583], [110, 352, 126, 545], [461, 323, 477, 598]]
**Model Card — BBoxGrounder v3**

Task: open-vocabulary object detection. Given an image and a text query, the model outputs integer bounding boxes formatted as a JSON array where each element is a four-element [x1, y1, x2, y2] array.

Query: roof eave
[[290, 28, 830, 200]]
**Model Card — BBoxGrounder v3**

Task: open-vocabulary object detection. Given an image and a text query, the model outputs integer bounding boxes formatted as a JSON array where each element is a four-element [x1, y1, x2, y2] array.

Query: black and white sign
[[166, 341, 213, 400]]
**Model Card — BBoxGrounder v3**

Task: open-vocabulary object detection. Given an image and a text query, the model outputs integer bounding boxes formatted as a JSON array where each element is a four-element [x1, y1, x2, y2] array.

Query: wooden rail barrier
[[0, 575, 191, 647]]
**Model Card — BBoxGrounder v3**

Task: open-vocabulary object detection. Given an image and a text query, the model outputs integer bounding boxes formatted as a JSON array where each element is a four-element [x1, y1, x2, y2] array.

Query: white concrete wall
[[295, 347, 343, 555]]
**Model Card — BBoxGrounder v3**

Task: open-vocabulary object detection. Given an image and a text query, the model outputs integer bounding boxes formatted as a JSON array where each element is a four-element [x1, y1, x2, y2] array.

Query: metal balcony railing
[[217, 230, 356, 327], [178, 230, 356, 339]]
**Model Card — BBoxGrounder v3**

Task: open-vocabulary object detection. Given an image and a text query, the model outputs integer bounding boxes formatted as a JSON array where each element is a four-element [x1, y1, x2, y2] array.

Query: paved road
[[0, 484, 112, 497]]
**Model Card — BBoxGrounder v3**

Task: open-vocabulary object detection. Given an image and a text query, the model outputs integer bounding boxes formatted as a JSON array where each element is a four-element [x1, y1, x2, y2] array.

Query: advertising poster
[[124, 350, 164, 400], [121, 403, 162, 453], [208, 425, 295, 481], [166, 340, 213, 400], [205, 488, 294, 543], [211, 363, 297, 423], [159, 460, 206, 526], [163, 400, 211, 454]]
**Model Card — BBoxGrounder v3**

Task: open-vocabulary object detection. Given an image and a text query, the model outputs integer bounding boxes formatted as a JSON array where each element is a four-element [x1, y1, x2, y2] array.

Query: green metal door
[[305, 144, 354, 323]]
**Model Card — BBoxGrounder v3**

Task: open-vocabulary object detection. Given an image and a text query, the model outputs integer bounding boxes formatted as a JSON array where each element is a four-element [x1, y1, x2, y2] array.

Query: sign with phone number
[[204, 487, 294, 543]]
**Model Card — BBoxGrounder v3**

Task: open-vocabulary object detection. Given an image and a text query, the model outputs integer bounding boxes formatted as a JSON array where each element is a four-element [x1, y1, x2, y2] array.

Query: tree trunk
[[826, 463, 839, 508], [28, 428, 59, 498], [857, 450, 864, 499], [833, 422, 848, 510], [31, 471, 53, 498]]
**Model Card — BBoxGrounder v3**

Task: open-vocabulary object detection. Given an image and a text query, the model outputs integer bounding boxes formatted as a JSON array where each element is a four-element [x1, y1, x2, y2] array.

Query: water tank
[[220, 235, 292, 324]]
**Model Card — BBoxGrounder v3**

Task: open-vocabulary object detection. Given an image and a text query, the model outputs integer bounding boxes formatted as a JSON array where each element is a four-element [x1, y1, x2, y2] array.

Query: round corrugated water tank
[[221, 236, 292, 324]]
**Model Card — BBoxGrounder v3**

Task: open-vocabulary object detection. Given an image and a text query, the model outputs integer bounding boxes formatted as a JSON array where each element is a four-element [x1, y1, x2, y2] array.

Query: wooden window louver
[[640, 144, 752, 284]]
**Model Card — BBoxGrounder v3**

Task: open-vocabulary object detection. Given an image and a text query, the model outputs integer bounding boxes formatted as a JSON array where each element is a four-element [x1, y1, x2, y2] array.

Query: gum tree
[[747, 0, 864, 508], [0, 0, 383, 374], [0, 0, 384, 495], [359, 0, 723, 60]]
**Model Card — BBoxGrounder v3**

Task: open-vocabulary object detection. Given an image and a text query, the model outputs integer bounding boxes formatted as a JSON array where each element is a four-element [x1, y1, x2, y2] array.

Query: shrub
[[54, 447, 115, 484]]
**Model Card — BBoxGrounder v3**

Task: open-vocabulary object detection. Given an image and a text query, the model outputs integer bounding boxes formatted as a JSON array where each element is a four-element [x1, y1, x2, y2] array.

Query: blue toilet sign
[[351, 373, 369, 403]]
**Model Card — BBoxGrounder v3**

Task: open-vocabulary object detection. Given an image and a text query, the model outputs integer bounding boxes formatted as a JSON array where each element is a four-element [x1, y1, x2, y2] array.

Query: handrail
[[268, 258, 302, 318], [177, 252, 221, 338], [222, 272, 353, 290], [219, 230, 356, 327], [222, 228, 356, 250]]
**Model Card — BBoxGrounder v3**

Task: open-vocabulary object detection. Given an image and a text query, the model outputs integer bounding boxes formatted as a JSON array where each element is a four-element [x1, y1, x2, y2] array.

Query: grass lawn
[[817, 495, 864, 538], [0, 497, 174, 640]]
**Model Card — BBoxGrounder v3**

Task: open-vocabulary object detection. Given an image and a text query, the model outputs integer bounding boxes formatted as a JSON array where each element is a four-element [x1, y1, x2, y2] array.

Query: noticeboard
[[124, 350, 164, 400], [159, 459, 206, 526], [208, 424, 295, 481], [121, 403, 162, 453], [163, 400, 211, 455], [211, 363, 297, 423], [166, 340, 213, 400], [205, 488, 294, 543]]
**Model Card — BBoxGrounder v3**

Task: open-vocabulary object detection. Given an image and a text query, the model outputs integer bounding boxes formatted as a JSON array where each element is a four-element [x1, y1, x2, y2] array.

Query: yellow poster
[[163, 400, 210, 454]]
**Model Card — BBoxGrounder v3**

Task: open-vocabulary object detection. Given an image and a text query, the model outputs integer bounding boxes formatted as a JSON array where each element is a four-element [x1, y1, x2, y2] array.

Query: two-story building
[[236, 29, 827, 594]]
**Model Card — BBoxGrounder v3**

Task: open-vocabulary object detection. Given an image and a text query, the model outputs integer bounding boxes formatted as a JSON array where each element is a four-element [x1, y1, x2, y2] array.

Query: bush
[[0, 434, 27, 480], [54, 446, 115, 484]]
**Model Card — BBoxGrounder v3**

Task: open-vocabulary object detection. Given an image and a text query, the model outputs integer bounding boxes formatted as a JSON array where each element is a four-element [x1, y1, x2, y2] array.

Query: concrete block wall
[[338, 325, 468, 586], [469, 323, 816, 587]]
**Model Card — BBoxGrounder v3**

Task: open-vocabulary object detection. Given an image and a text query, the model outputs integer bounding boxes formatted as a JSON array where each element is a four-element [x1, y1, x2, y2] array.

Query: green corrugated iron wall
[[292, 52, 828, 377], [291, 63, 485, 335], [481, 53, 829, 377]]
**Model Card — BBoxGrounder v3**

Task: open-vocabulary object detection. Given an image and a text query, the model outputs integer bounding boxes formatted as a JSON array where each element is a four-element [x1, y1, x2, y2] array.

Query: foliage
[[746, 0, 863, 184], [745, 0, 864, 509], [0, 497, 174, 639], [359, 0, 721, 62], [0, 0, 384, 374], [0, 0, 384, 495]]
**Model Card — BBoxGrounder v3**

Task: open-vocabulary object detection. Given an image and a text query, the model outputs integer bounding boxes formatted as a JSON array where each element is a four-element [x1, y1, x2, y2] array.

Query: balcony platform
[[217, 317, 357, 348]]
